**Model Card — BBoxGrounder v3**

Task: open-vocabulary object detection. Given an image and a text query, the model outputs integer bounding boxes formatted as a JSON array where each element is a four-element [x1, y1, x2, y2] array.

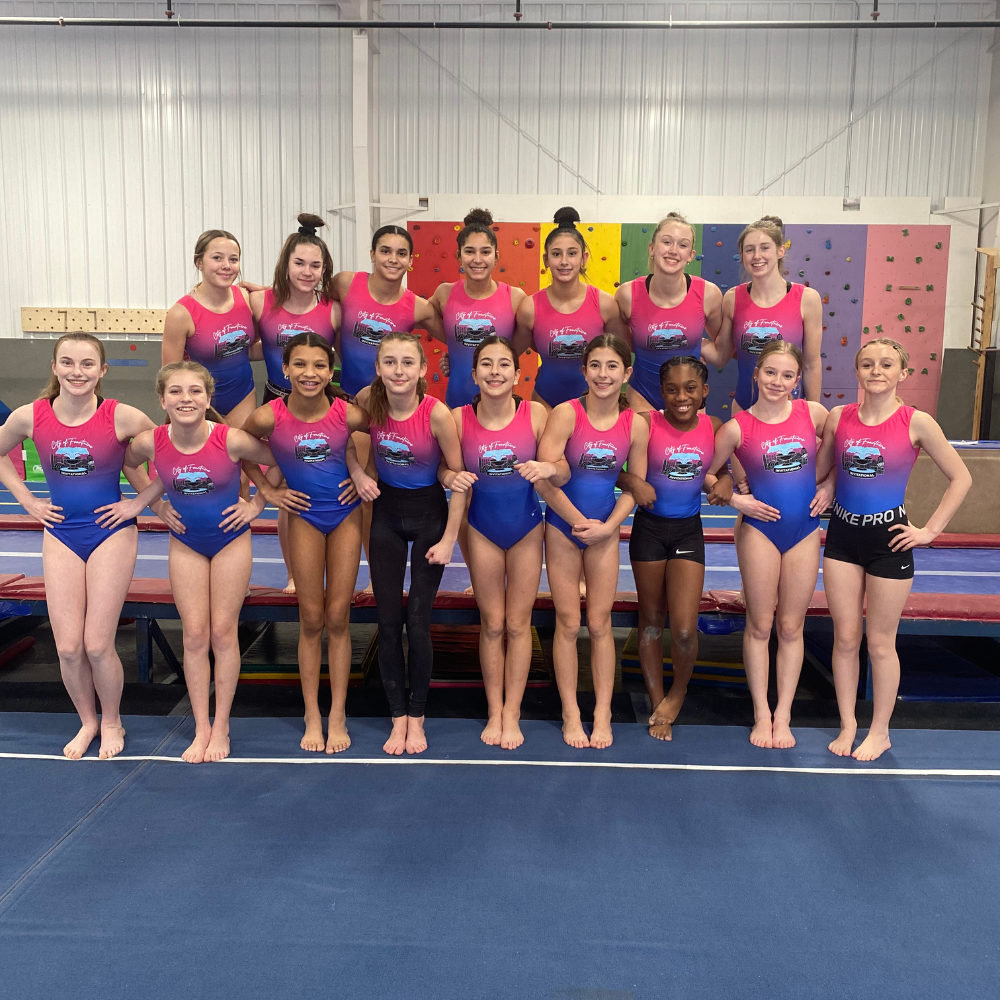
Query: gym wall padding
[[905, 450, 1000, 534]]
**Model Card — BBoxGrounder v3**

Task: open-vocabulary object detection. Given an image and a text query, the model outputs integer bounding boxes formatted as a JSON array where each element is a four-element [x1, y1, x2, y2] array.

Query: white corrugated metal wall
[[377, 2, 995, 201], [0, 2, 996, 338], [0, 1, 354, 338]]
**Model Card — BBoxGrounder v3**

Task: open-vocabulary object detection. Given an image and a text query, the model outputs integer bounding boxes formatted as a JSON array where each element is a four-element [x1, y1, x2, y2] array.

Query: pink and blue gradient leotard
[[370, 394, 441, 489], [546, 398, 634, 549], [531, 285, 605, 407], [645, 410, 715, 520], [154, 422, 247, 558], [32, 397, 133, 561], [460, 398, 541, 550], [734, 399, 819, 553], [258, 290, 335, 395], [267, 396, 360, 535], [443, 282, 516, 408]]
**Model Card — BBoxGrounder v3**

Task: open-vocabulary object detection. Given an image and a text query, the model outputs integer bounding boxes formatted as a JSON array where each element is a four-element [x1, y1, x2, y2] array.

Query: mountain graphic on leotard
[[51, 446, 95, 476], [354, 319, 392, 347], [762, 440, 809, 474], [172, 471, 215, 496], [377, 439, 414, 467], [295, 437, 331, 463], [646, 329, 688, 352], [214, 328, 250, 358], [454, 317, 495, 348], [842, 445, 884, 478], [741, 326, 781, 355], [479, 447, 517, 476], [276, 329, 304, 348], [579, 446, 617, 472], [549, 332, 588, 358], [662, 451, 703, 481]]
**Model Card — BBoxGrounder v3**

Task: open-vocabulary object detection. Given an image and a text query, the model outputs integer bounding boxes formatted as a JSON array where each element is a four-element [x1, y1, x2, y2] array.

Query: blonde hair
[[755, 339, 803, 375], [738, 215, 785, 256], [155, 361, 225, 424], [855, 337, 910, 404], [649, 211, 696, 247], [366, 333, 428, 427], [38, 333, 106, 401]]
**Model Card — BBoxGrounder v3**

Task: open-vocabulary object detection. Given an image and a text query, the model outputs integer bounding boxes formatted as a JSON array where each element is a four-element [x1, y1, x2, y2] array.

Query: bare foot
[[481, 714, 503, 746], [383, 717, 407, 755], [405, 716, 427, 754], [589, 709, 614, 749], [205, 726, 231, 762], [500, 709, 524, 750], [182, 729, 212, 764], [853, 731, 891, 762], [64, 722, 99, 759], [325, 714, 351, 754], [562, 713, 590, 749], [749, 717, 773, 748], [362, 580, 374, 595], [648, 719, 673, 741], [282, 578, 296, 595], [647, 692, 685, 742], [99, 724, 126, 760], [771, 717, 796, 749], [579, 579, 587, 598], [463, 585, 475, 597], [301, 714, 325, 752], [828, 725, 857, 757]]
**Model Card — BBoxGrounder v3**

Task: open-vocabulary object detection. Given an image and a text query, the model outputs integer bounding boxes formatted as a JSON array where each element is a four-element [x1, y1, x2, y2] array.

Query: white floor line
[[1, 751, 997, 777]]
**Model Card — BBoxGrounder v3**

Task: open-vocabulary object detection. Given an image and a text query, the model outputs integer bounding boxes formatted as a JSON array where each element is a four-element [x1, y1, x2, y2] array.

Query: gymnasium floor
[[2, 712, 999, 999]]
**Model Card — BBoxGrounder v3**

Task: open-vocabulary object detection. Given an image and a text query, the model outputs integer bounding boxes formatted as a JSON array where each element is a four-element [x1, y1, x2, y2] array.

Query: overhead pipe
[[0, 16, 998, 30]]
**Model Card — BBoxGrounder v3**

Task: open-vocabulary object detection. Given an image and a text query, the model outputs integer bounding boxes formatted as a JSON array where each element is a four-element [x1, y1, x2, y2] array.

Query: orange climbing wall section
[[408, 220, 543, 398], [861, 226, 950, 417]]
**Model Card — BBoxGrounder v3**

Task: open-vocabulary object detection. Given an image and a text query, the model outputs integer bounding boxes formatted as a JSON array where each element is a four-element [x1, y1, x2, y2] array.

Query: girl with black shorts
[[621, 357, 733, 740], [818, 338, 970, 761]]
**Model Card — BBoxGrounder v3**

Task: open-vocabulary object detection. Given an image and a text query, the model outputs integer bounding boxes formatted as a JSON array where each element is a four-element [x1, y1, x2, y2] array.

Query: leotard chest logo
[[478, 442, 518, 476], [294, 434, 331, 463], [549, 328, 588, 358], [661, 448, 703, 481], [578, 443, 618, 472], [353, 312, 392, 347], [646, 328, 688, 352], [276, 325, 307, 348], [842, 440, 885, 478], [741, 325, 782, 356], [51, 440, 95, 476], [762, 437, 809, 474], [172, 466, 215, 496], [377, 434, 414, 467], [454, 314, 496, 348], [214, 324, 251, 359]]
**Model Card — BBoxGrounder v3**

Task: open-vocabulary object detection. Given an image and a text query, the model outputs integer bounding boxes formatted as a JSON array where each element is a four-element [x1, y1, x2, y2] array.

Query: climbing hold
[[540, 268, 546, 275], [823, 296, 829, 305], [493, 226, 500, 232], [876, 325, 883, 333], [822, 326, 828, 332], [851, 298, 858, 304], [716, 241, 723, 247], [711, 226, 717, 231], [904, 326, 911, 333], [432, 237, 440, 245], [783, 270, 789, 276], [722, 404, 729, 410], [716, 269, 722, 275], [717, 368, 724, 374], [601, 255, 607, 261], [885, 284, 892, 292], [500, 267, 506, 273], [825, 271, 831, 276], [844, 284, 850, 290], [729, 391, 735, 398], [641, 227, 647, 233], [621, 241, 627, 247], [614, 281, 620, 287], [721, 284, 729, 290], [825, 240, 832, 249], [823, 392, 831, 398], [920, 368, 928, 375], [695, 254, 703, 261], [829, 311, 836, 317], [846, 256, 852, 262], [863, 327, 869, 334], [440, 252, 447, 259], [588, 226, 594, 232], [433, 373, 440, 381], [798, 270, 805, 277], [897, 313, 905, 321], [919, 326, 925, 332], [804, 282, 811, 287], [821, 352, 827, 358], [908, 368, 914, 375], [887, 256, 894, 262], [532, 226, 539, 232], [825, 366, 832, 371], [805, 256, 811, 261], [525, 238, 535, 249], [836, 393, 845, 399], [454, 225, 461, 231], [519, 282, 525, 287], [840, 337, 848, 346], [902, 228, 909, 236], [935, 242, 942, 249], [433, 347, 441, 354], [807, 229, 813, 234], [635, 269, 639, 276], [434, 267, 439, 273], [930, 353, 937, 361], [905, 298, 912, 306], [733, 255, 739, 261], [926, 284, 934, 291], [916, 256, 922, 264], [513, 240, 519, 246], [413, 224, 421, 230]]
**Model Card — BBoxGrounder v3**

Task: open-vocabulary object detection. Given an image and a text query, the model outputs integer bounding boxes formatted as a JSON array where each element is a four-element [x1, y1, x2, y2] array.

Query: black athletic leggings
[[369, 481, 448, 718]]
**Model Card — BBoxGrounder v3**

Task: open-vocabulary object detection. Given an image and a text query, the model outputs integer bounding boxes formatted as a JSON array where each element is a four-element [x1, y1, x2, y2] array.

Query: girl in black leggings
[[355, 333, 472, 755]]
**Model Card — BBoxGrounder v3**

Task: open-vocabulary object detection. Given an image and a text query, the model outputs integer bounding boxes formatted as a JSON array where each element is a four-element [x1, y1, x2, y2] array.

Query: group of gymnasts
[[0, 207, 973, 765]]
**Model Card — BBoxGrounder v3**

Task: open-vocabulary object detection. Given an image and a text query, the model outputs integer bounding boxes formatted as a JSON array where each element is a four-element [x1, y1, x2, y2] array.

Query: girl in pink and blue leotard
[[127, 361, 275, 765], [450, 335, 556, 749], [708, 340, 832, 752]]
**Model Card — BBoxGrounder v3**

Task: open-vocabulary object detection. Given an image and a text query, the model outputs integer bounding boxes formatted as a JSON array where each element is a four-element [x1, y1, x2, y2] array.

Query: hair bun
[[760, 214, 784, 230], [463, 207, 494, 227], [553, 206, 581, 228], [296, 212, 326, 234]]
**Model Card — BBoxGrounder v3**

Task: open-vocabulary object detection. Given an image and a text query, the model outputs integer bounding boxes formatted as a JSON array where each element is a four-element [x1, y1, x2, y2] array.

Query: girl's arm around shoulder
[[599, 289, 625, 337], [227, 426, 276, 467], [429, 398, 464, 472], [807, 400, 831, 436], [344, 401, 370, 434], [241, 403, 276, 440], [512, 295, 536, 356], [330, 271, 356, 302], [536, 401, 576, 463], [249, 288, 267, 321], [162, 302, 194, 365], [707, 417, 741, 476], [625, 408, 649, 481], [509, 284, 528, 313], [815, 405, 843, 481], [124, 428, 156, 467], [414, 295, 441, 336], [112, 403, 156, 442], [613, 280, 634, 324]]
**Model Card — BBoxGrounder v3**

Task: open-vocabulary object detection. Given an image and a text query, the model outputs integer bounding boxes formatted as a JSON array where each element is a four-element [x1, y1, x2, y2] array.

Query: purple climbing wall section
[[862, 226, 950, 417], [782, 225, 868, 408]]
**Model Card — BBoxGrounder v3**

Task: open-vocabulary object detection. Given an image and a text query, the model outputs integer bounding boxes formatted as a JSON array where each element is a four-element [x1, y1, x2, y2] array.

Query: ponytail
[[38, 333, 107, 401], [366, 333, 427, 427]]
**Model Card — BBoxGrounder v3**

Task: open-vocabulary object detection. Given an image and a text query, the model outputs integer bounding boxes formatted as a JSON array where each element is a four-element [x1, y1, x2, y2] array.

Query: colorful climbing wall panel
[[861, 226, 950, 416], [783, 225, 869, 408], [406, 220, 951, 416]]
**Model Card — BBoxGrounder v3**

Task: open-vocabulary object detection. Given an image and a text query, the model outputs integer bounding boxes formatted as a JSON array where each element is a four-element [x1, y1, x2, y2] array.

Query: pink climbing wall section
[[861, 226, 951, 417]]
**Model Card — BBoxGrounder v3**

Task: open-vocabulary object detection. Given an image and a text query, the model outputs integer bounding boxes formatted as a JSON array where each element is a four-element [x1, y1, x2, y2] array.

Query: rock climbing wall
[[861, 225, 951, 416], [407, 219, 951, 415], [782, 225, 869, 408]]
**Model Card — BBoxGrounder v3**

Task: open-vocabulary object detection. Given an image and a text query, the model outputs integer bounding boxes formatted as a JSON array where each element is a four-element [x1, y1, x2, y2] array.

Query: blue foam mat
[[2, 713, 998, 999]]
